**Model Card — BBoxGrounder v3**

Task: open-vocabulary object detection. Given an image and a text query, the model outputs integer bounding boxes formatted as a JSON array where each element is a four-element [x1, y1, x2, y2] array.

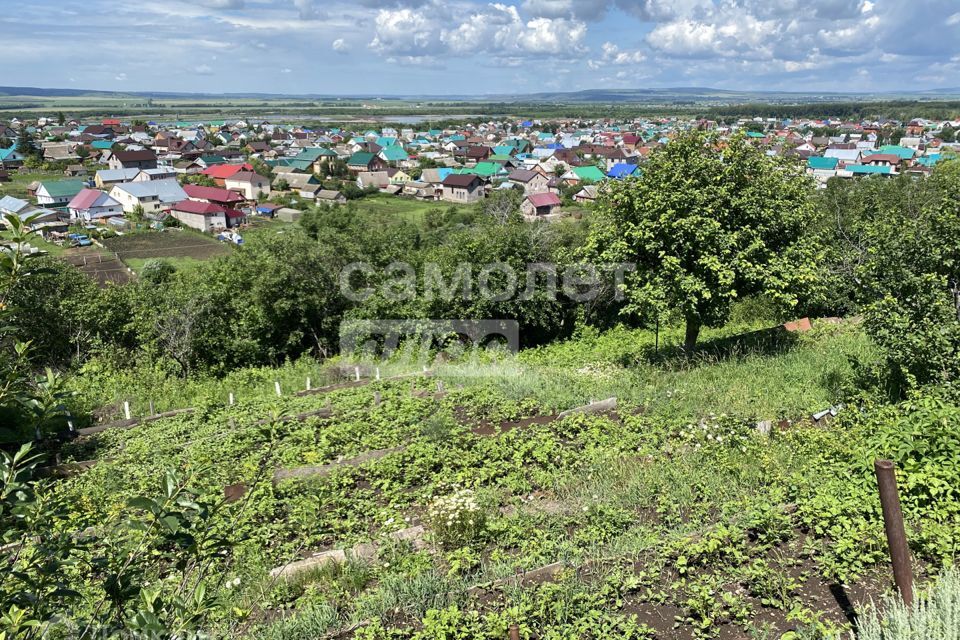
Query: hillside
[[37, 319, 936, 638]]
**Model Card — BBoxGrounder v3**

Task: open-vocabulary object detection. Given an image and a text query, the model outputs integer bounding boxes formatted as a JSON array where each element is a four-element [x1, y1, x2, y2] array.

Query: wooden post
[[875, 459, 914, 606], [354, 366, 361, 382], [229, 392, 235, 406], [275, 381, 282, 397], [306, 377, 311, 391], [123, 401, 131, 420], [375, 367, 381, 381], [508, 624, 520, 640], [148, 400, 155, 416], [374, 391, 381, 406]]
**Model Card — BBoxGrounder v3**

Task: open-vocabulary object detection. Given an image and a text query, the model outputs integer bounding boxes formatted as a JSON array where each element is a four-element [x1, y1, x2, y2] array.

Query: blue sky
[[2, 0, 959, 95]]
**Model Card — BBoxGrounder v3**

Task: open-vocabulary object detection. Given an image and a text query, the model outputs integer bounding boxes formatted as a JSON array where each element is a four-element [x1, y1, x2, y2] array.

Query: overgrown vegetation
[[2, 133, 960, 637]]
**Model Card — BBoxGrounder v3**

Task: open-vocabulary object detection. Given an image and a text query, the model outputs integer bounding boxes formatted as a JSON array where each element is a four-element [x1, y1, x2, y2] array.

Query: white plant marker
[[123, 401, 131, 420], [275, 381, 282, 397]]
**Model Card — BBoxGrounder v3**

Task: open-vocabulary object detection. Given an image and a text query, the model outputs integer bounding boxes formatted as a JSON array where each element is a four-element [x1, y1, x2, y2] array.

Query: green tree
[[857, 160, 960, 392], [586, 131, 820, 350], [940, 124, 956, 143], [15, 125, 37, 158]]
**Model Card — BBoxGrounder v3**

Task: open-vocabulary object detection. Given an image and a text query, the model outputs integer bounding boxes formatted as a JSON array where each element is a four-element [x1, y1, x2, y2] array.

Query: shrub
[[424, 488, 487, 549], [855, 566, 960, 640]]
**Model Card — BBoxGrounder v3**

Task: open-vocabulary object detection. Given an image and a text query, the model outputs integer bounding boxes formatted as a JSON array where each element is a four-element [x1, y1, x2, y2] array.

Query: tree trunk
[[684, 316, 701, 352]]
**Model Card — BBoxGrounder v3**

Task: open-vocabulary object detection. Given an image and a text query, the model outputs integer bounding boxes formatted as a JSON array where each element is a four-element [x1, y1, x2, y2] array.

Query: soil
[[62, 246, 134, 285]]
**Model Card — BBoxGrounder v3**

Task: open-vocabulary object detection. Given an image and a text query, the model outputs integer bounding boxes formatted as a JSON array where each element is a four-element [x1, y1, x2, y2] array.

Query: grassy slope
[[438, 321, 872, 421], [48, 320, 898, 639]]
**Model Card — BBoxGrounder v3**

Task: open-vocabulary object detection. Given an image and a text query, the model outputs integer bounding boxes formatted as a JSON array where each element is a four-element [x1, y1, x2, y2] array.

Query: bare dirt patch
[[62, 246, 134, 286]]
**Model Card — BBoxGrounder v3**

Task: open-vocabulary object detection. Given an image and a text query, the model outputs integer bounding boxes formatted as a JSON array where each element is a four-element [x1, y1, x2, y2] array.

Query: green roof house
[[36, 179, 84, 208], [379, 145, 409, 164], [807, 157, 839, 171], [572, 165, 606, 183]]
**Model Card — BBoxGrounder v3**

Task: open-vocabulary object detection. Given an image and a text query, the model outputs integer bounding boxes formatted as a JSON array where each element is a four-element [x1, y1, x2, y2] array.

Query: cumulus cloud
[[332, 38, 349, 53], [369, 2, 587, 60]]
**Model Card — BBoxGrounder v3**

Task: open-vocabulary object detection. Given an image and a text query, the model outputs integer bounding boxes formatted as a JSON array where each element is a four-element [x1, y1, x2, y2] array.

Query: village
[[0, 113, 956, 246]]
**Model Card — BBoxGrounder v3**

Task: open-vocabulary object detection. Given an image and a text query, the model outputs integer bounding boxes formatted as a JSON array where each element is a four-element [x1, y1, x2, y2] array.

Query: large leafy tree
[[586, 131, 820, 350], [857, 160, 960, 391]]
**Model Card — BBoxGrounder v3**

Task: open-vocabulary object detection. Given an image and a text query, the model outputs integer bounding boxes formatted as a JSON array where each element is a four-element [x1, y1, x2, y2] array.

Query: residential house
[[573, 185, 598, 204], [521, 192, 562, 217], [276, 172, 320, 192], [823, 148, 861, 167], [0, 146, 25, 168], [316, 190, 347, 206], [170, 200, 228, 232], [386, 168, 412, 184], [563, 165, 606, 185], [347, 151, 386, 173], [357, 171, 390, 190], [379, 145, 410, 166], [464, 145, 492, 164], [108, 149, 158, 171], [67, 188, 123, 222], [95, 168, 141, 189], [183, 184, 246, 208], [202, 162, 253, 186], [133, 167, 178, 182], [109, 179, 187, 214], [441, 174, 484, 203], [507, 169, 549, 194], [224, 171, 271, 200], [0, 195, 33, 216], [607, 163, 640, 179], [36, 180, 85, 208]]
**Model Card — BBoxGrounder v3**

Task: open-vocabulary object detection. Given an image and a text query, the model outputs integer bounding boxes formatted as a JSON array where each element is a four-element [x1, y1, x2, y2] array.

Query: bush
[[424, 488, 487, 549], [855, 566, 960, 640]]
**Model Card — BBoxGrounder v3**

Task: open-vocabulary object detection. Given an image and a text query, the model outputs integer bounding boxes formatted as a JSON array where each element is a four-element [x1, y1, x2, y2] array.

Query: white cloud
[[368, 7, 439, 57], [947, 12, 960, 26], [369, 2, 587, 60], [599, 41, 646, 64], [332, 38, 349, 53], [195, 63, 215, 75], [115, 72, 127, 81]]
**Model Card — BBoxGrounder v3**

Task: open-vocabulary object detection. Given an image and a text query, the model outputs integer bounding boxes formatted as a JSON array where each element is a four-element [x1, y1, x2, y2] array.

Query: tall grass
[[855, 566, 960, 640], [436, 323, 875, 421]]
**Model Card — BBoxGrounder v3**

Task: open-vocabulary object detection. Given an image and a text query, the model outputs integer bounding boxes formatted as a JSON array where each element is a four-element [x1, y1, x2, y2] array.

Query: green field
[[103, 229, 232, 273], [0, 168, 66, 200], [353, 194, 470, 225]]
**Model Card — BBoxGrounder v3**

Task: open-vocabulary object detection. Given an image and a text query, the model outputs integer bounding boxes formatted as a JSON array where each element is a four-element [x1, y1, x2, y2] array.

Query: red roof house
[[201, 162, 254, 186], [521, 192, 562, 217], [183, 184, 246, 207]]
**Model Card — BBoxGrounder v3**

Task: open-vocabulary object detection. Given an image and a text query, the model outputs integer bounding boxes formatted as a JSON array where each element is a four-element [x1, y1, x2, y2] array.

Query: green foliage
[[856, 565, 960, 640], [587, 130, 821, 349], [424, 488, 488, 549]]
